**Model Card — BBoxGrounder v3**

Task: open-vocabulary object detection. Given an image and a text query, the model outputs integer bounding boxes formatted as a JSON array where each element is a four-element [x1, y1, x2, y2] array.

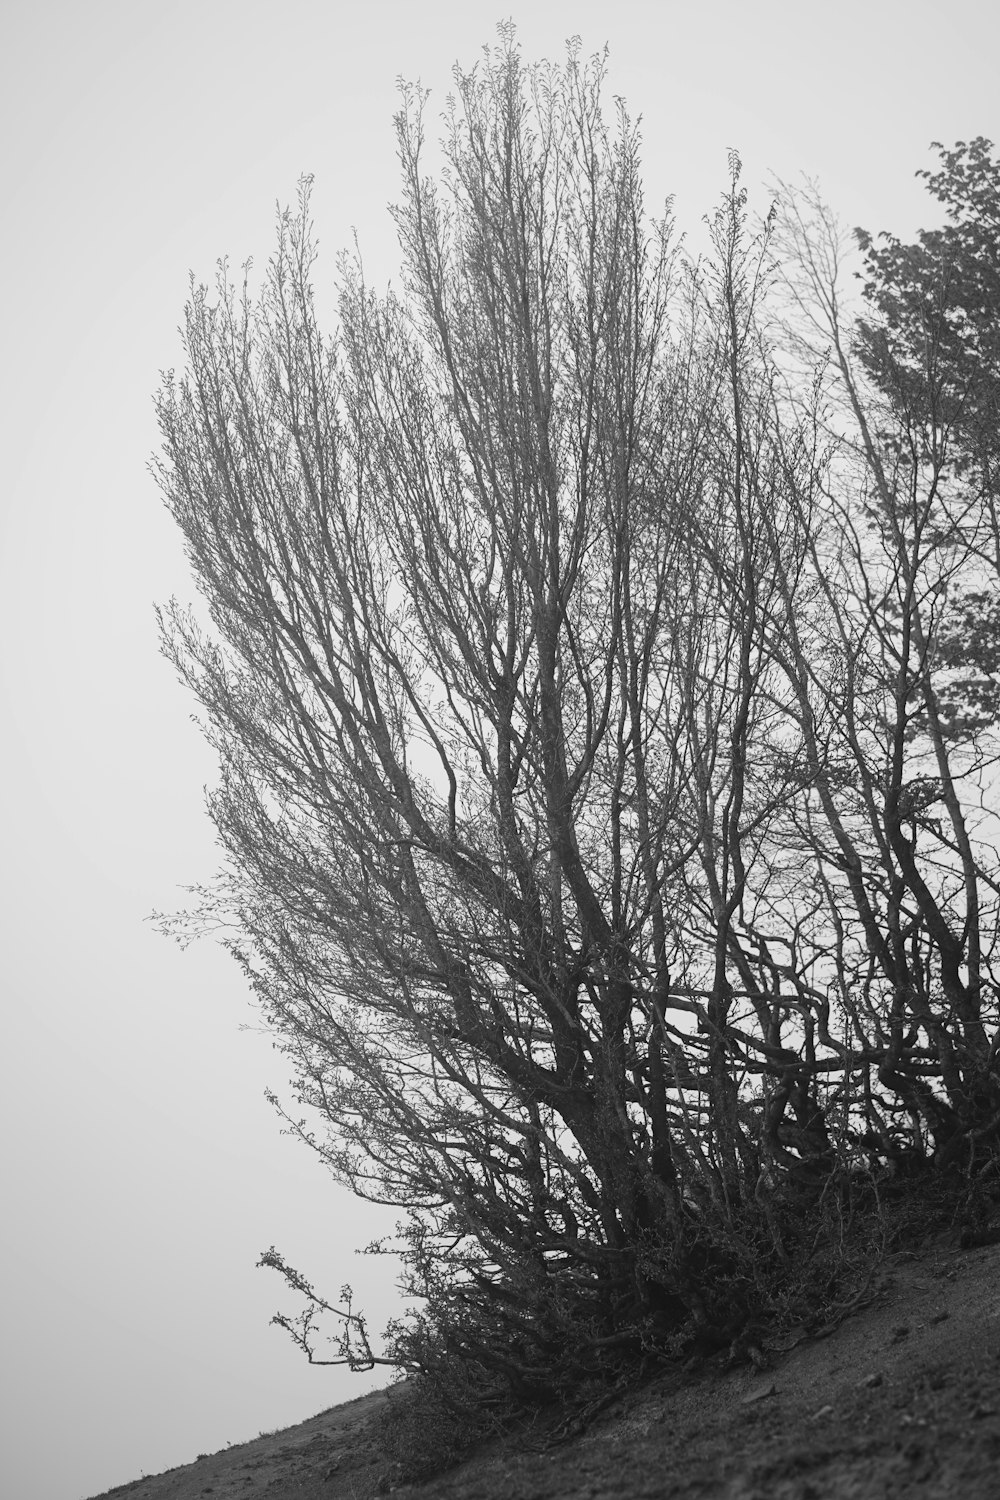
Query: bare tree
[[154, 34, 1000, 1405]]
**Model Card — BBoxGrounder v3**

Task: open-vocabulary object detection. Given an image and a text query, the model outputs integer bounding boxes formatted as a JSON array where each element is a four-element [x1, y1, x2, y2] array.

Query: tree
[[771, 156, 1000, 1178], [856, 138, 1000, 503], [854, 137, 1000, 736], [154, 32, 1000, 1409]]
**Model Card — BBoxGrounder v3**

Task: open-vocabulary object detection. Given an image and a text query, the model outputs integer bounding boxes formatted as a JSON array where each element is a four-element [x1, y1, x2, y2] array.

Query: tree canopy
[[153, 33, 1000, 1412], [854, 137, 1000, 737]]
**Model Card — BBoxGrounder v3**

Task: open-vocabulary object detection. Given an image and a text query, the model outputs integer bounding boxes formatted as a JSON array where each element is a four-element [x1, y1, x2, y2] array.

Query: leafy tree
[[154, 32, 1000, 1413], [855, 138, 1000, 735], [856, 137, 1000, 494]]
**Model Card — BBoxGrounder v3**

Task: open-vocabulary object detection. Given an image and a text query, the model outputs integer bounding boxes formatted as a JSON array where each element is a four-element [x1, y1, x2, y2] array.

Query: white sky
[[1, 2, 996, 1497]]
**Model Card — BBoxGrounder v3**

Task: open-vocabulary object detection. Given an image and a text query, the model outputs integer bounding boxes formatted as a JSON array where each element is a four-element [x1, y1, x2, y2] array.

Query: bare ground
[[88, 1236, 1000, 1500]]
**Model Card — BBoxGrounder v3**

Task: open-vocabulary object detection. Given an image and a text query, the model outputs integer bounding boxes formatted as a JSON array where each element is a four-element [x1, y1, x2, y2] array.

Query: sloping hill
[[90, 1236, 1000, 1500]]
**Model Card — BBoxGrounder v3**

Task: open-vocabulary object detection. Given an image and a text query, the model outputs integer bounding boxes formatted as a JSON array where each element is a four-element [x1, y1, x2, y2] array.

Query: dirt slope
[[89, 1237, 1000, 1500]]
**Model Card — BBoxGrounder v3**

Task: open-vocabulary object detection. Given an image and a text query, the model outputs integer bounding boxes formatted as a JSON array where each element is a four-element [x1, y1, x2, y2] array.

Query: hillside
[[90, 1235, 1000, 1500]]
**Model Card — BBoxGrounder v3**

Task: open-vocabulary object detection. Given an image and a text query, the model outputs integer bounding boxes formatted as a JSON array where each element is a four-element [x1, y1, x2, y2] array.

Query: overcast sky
[[1, 2, 996, 1497]]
